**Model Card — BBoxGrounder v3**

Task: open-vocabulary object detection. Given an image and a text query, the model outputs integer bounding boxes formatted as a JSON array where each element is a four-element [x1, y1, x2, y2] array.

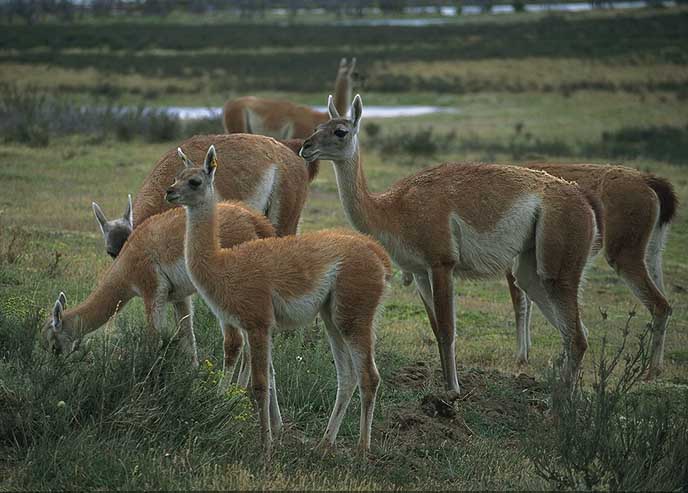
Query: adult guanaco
[[505, 163, 677, 377], [165, 144, 390, 457], [300, 94, 600, 393], [223, 58, 356, 139], [42, 202, 275, 368], [93, 134, 317, 259]]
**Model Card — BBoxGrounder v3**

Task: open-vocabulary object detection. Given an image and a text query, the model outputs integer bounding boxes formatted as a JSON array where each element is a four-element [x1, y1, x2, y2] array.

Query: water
[[164, 105, 458, 120], [336, 1, 675, 26]]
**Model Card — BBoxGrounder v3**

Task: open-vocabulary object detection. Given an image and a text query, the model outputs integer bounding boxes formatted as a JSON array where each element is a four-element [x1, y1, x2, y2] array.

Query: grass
[[1, 6, 688, 490]]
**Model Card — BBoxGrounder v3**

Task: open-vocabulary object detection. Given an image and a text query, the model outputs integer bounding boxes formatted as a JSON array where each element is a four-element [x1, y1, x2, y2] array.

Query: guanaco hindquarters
[[166, 145, 390, 458], [506, 163, 677, 377], [94, 133, 315, 259], [223, 58, 357, 139]]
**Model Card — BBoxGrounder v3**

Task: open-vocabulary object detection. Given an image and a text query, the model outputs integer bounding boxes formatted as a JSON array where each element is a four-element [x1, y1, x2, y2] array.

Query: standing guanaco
[[300, 94, 600, 393], [166, 144, 391, 457]]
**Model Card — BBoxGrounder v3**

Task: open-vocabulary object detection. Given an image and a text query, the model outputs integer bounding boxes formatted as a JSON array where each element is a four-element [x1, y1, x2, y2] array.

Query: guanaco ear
[[52, 297, 64, 332], [177, 147, 194, 169], [351, 94, 363, 133], [123, 194, 133, 226], [92, 201, 108, 234], [58, 292, 67, 310], [339, 57, 347, 69], [327, 94, 340, 119], [348, 57, 357, 76], [204, 145, 217, 180]]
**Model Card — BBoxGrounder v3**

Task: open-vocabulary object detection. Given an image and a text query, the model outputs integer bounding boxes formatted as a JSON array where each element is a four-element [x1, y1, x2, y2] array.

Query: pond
[[164, 105, 459, 120], [335, 1, 676, 26]]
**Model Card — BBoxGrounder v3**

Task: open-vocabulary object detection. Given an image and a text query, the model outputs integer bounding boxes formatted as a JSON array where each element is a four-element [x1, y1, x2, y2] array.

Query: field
[[1, 6, 688, 491]]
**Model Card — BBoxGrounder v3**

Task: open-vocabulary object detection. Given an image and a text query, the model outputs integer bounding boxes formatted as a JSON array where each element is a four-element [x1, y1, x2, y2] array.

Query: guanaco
[[223, 58, 356, 139], [166, 144, 391, 457], [42, 202, 275, 368], [300, 94, 600, 392], [506, 163, 676, 377]]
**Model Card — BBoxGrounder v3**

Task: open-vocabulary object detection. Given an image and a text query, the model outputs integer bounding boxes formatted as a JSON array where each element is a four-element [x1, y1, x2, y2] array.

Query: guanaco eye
[[334, 129, 348, 138], [189, 178, 202, 188]]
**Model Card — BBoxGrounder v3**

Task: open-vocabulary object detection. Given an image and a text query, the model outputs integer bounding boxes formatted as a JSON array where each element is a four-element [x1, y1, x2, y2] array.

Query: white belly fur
[[242, 165, 278, 215], [451, 194, 540, 278], [272, 261, 340, 330], [159, 259, 195, 302], [376, 230, 426, 275]]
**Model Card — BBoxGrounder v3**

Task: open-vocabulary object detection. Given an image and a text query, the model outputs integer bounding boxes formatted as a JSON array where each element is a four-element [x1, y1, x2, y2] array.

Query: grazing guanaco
[[223, 58, 356, 139], [93, 134, 317, 259], [165, 145, 390, 457], [42, 202, 275, 367], [505, 163, 677, 377], [300, 94, 600, 392]]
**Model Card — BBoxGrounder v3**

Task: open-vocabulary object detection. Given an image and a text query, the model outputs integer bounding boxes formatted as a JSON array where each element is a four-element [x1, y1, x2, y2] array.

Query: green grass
[[1, 6, 688, 490]]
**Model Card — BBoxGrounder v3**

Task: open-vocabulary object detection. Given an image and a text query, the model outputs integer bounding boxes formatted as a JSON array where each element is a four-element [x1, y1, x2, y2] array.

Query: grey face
[[92, 195, 134, 258], [41, 292, 78, 356]]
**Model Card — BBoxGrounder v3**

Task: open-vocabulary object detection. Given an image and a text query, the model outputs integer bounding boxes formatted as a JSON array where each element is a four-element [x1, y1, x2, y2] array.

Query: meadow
[[1, 6, 688, 490]]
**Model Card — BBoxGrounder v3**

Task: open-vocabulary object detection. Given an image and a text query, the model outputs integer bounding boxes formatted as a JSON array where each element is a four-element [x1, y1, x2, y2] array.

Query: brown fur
[[132, 134, 310, 238], [42, 203, 275, 364], [167, 146, 388, 457], [507, 162, 676, 375], [301, 95, 597, 393], [278, 138, 320, 182], [223, 58, 356, 140]]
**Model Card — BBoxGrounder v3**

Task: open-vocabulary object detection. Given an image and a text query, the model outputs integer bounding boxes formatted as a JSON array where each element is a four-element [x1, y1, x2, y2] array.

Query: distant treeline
[[1, 0, 662, 24], [3, 11, 687, 94]]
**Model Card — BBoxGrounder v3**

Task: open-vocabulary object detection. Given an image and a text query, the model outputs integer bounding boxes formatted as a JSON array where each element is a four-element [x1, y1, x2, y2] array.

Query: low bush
[[582, 124, 688, 165], [525, 313, 688, 490], [0, 308, 255, 489], [0, 84, 213, 145], [365, 125, 457, 161]]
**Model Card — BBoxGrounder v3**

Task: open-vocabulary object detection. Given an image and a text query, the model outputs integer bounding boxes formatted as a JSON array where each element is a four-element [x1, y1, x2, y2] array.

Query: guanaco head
[[165, 145, 217, 207], [92, 195, 133, 259], [41, 292, 79, 356], [300, 93, 363, 163]]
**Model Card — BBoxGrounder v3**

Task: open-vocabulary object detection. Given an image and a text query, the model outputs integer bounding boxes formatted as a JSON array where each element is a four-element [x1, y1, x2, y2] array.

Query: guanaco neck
[[333, 72, 352, 117], [331, 144, 384, 235], [63, 264, 134, 339], [183, 191, 222, 283], [132, 191, 163, 229]]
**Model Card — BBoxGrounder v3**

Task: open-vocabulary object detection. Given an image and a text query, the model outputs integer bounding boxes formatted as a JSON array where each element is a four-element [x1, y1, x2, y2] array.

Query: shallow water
[[164, 105, 458, 120], [335, 1, 675, 26]]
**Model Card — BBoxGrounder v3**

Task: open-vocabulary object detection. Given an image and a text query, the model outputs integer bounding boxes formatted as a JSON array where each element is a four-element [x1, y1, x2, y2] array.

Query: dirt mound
[[381, 366, 551, 448], [387, 361, 432, 389]]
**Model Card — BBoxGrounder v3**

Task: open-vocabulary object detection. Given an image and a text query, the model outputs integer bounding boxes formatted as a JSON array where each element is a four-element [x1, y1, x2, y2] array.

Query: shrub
[[0, 309, 254, 488], [525, 313, 688, 490], [370, 126, 456, 162], [0, 84, 52, 146], [143, 109, 182, 142], [184, 116, 223, 136], [512, 0, 526, 12], [0, 84, 187, 144], [583, 124, 688, 165]]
